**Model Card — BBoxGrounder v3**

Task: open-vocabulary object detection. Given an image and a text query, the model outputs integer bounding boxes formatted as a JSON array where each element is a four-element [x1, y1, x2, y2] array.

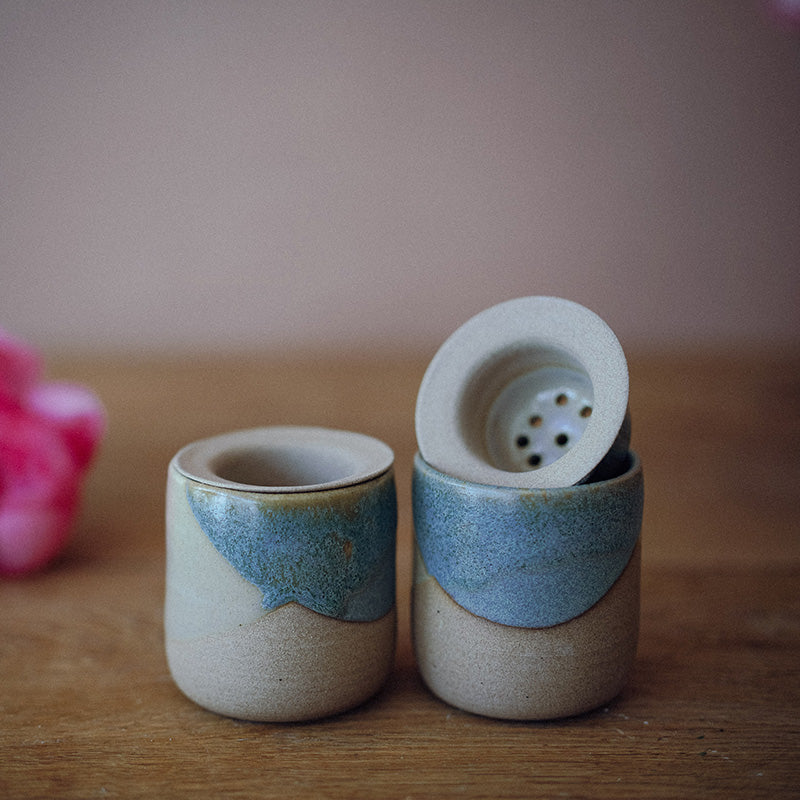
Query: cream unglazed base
[[412, 542, 640, 721]]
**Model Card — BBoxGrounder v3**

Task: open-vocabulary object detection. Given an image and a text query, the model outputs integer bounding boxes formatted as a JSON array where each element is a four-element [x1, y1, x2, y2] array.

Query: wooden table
[[2, 349, 798, 799]]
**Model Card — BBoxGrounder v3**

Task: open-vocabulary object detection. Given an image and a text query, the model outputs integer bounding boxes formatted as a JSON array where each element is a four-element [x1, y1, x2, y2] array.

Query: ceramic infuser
[[165, 426, 397, 722], [412, 296, 644, 720]]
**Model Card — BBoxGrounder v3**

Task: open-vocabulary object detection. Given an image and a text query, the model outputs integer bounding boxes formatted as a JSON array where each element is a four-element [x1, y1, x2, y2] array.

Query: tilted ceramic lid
[[415, 296, 629, 488]]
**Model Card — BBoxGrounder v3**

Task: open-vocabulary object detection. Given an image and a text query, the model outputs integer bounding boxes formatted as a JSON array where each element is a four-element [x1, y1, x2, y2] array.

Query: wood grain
[[1, 349, 798, 798]]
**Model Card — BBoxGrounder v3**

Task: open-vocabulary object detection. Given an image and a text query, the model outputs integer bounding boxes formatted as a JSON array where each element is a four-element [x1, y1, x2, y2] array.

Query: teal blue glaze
[[187, 470, 396, 622], [412, 453, 643, 628]]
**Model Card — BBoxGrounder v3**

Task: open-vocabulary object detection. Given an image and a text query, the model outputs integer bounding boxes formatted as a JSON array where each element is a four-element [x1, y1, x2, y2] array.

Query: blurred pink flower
[[0, 329, 105, 575]]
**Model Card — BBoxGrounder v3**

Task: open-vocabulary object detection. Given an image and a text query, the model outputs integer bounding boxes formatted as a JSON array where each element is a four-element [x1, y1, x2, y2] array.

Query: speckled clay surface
[[412, 452, 643, 628], [165, 427, 397, 721], [415, 296, 630, 489], [412, 541, 640, 721], [167, 603, 396, 722]]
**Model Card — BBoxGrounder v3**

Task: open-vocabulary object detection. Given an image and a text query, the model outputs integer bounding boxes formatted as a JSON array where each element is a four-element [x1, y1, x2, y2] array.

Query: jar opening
[[210, 444, 362, 489]]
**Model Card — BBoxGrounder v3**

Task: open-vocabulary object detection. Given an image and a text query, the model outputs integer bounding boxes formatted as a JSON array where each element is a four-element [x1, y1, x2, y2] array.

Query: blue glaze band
[[412, 453, 643, 628], [187, 471, 397, 622]]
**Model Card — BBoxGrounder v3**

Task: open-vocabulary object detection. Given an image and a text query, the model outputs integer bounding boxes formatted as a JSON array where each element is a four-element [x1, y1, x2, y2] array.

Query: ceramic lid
[[415, 296, 629, 488], [172, 426, 394, 493]]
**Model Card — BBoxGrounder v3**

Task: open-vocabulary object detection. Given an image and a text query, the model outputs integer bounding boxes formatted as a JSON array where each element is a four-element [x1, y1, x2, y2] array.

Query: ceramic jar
[[412, 296, 643, 719], [165, 427, 397, 722], [412, 451, 643, 720]]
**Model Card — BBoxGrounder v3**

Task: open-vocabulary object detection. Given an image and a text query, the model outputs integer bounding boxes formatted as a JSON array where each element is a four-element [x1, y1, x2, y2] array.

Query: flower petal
[[24, 381, 106, 471], [0, 327, 42, 406], [0, 504, 73, 575], [0, 330, 104, 575], [0, 410, 81, 575]]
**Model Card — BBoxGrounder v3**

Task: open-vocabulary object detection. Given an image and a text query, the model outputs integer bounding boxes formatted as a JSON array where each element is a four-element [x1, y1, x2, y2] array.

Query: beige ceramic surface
[[167, 603, 396, 722], [166, 464, 266, 639], [412, 541, 640, 721]]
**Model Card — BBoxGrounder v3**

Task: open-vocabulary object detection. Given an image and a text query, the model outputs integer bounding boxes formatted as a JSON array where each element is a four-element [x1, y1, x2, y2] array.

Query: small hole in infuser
[[529, 415, 542, 427], [555, 394, 568, 406], [580, 406, 592, 418], [516, 435, 529, 448], [555, 433, 569, 447], [528, 453, 542, 467]]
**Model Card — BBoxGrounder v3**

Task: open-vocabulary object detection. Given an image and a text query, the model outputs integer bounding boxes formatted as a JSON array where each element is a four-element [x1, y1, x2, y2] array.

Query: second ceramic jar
[[412, 297, 643, 719]]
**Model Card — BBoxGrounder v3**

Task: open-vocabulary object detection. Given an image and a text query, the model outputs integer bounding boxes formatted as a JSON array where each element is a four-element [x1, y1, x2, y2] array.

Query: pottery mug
[[165, 426, 397, 721]]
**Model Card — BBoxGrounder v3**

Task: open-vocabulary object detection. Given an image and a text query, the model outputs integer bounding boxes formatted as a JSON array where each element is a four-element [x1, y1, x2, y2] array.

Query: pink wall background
[[1, 1, 798, 354]]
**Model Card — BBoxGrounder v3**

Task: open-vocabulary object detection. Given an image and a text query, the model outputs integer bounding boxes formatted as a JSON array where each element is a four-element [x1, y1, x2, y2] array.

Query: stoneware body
[[411, 451, 643, 720], [165, 427, 397, 722]]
